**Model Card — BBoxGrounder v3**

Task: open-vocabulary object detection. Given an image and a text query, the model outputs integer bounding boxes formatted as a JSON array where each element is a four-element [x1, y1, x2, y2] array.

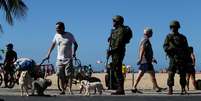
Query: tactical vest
[[110, 26, 132, 50], [166, 33, 188, 63]]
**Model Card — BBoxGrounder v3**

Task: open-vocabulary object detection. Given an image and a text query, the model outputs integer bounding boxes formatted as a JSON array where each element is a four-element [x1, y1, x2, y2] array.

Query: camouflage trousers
[[167, 59, 186, 88], [111, 51, 125, 91]]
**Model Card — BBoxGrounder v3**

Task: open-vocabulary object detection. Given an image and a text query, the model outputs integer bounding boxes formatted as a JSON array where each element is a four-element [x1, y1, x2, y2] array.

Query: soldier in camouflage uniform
[[107, 15, 132, 95], [163, 20, 189, 95]]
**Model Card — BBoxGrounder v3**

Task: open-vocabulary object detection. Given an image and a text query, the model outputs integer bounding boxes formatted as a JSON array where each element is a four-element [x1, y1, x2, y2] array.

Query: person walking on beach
[[131, 28, 164, 93], [3, 43, 17, 88], [163, 20, 189, 95], [107, 15, 132, 95], [186, 46, 197, 90], [45, 21, 78, 95]]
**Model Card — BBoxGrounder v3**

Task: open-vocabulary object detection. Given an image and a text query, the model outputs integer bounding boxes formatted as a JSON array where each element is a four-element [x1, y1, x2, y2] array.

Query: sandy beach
[[46, 73, 201, 90]]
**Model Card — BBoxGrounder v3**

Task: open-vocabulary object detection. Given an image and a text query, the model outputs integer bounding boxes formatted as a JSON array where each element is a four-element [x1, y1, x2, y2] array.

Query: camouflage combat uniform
[[163, 32, 189, 89], [109, 25, 132, 92]]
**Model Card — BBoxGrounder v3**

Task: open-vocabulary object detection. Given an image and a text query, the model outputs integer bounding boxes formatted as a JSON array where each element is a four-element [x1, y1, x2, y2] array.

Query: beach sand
[[46, 73, 201, 90]]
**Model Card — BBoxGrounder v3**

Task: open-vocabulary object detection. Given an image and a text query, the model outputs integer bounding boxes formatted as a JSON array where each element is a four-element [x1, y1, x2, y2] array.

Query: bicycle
[[0, 63, 17, 88], [35, 59, 55, 79]]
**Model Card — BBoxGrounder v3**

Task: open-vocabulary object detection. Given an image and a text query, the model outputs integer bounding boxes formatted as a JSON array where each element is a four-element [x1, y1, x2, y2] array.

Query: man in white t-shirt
[[46, 22, 78, 95]]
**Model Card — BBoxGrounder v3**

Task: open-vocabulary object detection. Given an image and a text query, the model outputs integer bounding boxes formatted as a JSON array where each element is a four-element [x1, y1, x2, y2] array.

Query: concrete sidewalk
[[0, 87, 201, 96]]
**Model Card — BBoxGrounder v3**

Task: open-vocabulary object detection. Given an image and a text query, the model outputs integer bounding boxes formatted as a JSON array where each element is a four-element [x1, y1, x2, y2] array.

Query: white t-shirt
[[53, 32, 76, 60]]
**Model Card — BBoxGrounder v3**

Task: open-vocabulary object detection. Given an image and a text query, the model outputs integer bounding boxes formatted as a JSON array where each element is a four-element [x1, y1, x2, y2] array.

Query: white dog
[[19, 71, 32, 96], [80, 80, 104, 96]]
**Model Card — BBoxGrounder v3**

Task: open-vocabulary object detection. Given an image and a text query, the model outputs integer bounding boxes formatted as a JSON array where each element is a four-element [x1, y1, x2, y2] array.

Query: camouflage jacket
[[163, 32, 189, 61], [109, 26, 132, 53]]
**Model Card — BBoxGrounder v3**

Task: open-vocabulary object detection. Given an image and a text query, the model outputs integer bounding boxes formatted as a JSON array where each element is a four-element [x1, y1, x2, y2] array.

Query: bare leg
[[131, 70, 144, 93], [61, 78, 66, 93], [186, 73, 190, 91], [190, 73, 197, 90], [149, 71, 159, 89], [58, 65, 66, 94], [68, 76, 73, 95], [133, 70, 145, 89], [149, 71, 166, 92]]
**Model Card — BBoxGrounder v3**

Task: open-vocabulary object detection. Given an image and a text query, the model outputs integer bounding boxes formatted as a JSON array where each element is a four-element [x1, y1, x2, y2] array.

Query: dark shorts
[[139, 63, 154, 72], [186, 65, 195, 74]]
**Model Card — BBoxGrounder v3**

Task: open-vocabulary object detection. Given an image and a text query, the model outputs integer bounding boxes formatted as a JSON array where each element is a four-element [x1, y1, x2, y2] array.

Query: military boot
[[111, 90, 125, 95], [111, 79, 125, 95], [181, 87, 188, 95]]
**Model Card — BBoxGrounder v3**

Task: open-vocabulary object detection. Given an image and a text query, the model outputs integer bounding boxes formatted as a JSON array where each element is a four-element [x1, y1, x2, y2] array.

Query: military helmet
[[6, 43, 13, 48], [170, 20, 180, 28], [112, 15, 124, 24]]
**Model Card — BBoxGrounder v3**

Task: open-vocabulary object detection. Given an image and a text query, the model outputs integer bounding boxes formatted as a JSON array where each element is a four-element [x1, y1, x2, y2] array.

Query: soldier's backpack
[[123, 26, 133, 44], [196, 79, 201, 90]]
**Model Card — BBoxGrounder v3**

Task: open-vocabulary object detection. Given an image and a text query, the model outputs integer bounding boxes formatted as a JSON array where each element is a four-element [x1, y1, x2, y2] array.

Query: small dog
[[19, 71, 32, 96], [80, 80, 104, 96], [31, 78, 52, 96], [79, 77, 101, 94]]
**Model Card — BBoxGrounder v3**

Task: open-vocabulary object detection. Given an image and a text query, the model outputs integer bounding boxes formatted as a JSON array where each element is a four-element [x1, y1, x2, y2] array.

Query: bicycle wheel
[[6, 74, 15, 88], [6, 81, 15, 88], [57, 76, 67, 91], [0, 73, 3, 86]]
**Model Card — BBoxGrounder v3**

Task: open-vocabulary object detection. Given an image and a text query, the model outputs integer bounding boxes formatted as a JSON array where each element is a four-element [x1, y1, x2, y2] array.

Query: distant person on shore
[[88, 64, 93, 77], [122, 64, 127, 79], [163, 20, 189, 95], [45, 21, 78, 95], [3, 43, 17, 88], [186, 46, 196, 90], [131, 28, 164, 93]]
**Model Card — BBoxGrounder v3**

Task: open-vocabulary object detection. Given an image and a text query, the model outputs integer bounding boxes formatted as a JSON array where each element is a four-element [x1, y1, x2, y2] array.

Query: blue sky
[[0, 0, 201, 71]]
